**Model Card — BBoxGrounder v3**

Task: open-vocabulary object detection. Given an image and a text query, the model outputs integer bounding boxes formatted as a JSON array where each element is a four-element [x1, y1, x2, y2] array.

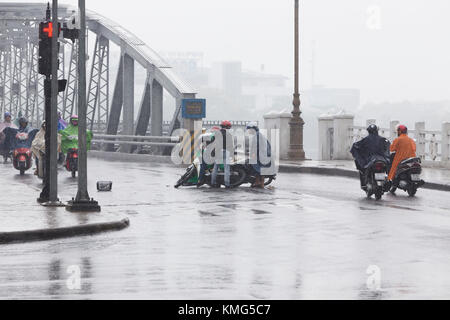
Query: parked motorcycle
[[360, 158, 389, 200], [174, 156, 247, 188], [390, 157, 425, 196], [65, 148, 78, 178]]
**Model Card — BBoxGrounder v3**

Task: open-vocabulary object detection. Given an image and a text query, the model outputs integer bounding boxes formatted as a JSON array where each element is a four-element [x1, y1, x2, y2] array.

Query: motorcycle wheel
[[229, 167, 247, 188], [407, 186, 417, 197], [72, 170, 76, 178], [264, 177, 274, 186], [20, 169, 25, 175], [174, 165, 196, 188], [375, 188, 383, 200]]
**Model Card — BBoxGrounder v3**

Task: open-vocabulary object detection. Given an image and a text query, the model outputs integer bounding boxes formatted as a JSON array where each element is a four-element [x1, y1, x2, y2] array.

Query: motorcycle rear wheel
[[407, 186, 417, 197], [375, 188, 383, 200], [264, 177, 274, 186]]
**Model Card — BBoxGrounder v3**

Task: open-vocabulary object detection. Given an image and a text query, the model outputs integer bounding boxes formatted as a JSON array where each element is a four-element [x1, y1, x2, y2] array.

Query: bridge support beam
[[104, 58, 123, 151], [120, 53, 134, 153], [151, 79, 163, 137], [135, 72, 152, 137]]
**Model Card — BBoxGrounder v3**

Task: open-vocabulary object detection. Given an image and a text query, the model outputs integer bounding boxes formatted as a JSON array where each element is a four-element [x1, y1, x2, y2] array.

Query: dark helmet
[[220, 120, 232, 129], [367, 124, 378, 135], [246, 121, 259, 131], [18, 117, 28, 127], [397, 124, 407, 134]]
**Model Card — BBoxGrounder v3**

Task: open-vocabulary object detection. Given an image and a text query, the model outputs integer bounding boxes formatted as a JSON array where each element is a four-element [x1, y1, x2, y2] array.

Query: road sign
[[181, 99, 206, 119]]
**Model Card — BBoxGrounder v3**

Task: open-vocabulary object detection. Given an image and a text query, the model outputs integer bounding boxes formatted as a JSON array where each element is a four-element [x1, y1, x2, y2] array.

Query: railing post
[[390, 120, 399, 142], [318, 115, 334, 160], [442, 122, 450, 163], [332, 114, 354, 160], [414, 122, 425, 161]]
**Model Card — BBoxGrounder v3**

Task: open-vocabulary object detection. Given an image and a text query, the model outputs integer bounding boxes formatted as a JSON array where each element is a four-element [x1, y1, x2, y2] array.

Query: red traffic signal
[[39, 22, 61, 39]]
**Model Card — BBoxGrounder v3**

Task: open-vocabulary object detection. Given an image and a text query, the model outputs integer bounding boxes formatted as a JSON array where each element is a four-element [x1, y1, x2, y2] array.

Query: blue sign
[[181, 99, 206, 119]]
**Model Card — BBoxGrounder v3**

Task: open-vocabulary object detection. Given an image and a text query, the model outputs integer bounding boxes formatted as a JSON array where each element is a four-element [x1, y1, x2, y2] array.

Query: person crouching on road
[[246, 122, 272, 188], [211, 120, 234, 188], [387, 124, 416, 186]]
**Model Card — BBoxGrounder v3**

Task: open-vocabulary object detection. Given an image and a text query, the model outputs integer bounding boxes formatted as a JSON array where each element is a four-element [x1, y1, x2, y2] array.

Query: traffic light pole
[[67, 0, 100, 212], [49, 0, 59, 203]]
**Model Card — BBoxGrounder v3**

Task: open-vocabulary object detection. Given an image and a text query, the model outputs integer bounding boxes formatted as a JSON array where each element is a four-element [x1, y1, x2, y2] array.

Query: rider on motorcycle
[[246, 122, 272, 188], [0, 112, 17, 163], [350, 124, 391, 189], [210, 120, 234, 188], [31, 121, 62, 176], [388, 124, 416, 183], [60, 115, 93, 154]]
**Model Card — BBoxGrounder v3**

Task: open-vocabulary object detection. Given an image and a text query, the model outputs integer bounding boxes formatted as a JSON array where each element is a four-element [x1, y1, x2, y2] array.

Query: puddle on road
[[251, 209, 271, 215]]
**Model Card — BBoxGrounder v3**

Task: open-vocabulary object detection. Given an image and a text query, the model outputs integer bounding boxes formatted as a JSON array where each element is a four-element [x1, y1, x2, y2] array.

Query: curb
[[0, 218, 130, 245], [279, 164, 450, 192]]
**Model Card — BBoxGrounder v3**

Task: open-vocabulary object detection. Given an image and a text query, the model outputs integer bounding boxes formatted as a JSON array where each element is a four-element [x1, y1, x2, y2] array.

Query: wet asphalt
[[0, 158, 449, 299]]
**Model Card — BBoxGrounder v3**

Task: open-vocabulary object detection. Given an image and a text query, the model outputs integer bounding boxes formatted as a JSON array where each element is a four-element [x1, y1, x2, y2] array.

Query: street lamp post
[[288, 0, 306, 160]]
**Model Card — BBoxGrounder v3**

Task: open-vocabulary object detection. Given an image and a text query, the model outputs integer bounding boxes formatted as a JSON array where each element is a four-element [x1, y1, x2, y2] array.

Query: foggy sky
[[8, 0, 450, 104]]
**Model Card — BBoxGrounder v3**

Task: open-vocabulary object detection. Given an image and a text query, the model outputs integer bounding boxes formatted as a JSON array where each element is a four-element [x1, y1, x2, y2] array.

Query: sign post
[[181, 99, 206, 163]]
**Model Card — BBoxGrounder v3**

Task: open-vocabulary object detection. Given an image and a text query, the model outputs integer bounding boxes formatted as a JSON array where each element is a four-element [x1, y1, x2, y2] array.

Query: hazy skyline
[[9, 0, 450, 105]]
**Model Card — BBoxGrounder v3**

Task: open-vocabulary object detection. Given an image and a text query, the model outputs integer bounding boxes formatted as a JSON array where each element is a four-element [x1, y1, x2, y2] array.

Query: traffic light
[[38, 21, 61, 76]]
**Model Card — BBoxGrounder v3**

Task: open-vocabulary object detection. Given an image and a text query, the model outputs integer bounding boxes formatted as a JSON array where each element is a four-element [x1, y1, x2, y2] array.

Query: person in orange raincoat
[[388, 125, 417, 181]]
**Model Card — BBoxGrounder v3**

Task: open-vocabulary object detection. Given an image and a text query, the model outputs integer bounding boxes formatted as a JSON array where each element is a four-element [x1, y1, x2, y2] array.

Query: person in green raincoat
[[60, 115, 93, 154]]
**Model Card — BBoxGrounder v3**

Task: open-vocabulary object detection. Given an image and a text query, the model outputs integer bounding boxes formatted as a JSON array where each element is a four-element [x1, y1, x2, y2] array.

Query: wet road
[[1, 158, 450, 299]]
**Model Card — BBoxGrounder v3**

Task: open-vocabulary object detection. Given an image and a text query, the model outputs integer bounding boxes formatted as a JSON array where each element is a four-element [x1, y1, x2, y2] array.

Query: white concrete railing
[[319, 115, 450, 166]]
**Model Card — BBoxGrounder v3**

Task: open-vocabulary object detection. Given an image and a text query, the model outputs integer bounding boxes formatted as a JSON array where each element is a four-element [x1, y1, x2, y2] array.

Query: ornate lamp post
[[288, 0, 306, 160]]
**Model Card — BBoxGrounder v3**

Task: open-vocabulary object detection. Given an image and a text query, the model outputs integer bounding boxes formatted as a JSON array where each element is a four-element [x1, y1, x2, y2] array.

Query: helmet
[[70, 115, 78, 125], [246, 121, 259, 131], [18, 117, 28, 127], [4, 112, 11, 119], [220, 120, 232, 129], [366, 124, 378, 134], [397, 124, 407, 134]]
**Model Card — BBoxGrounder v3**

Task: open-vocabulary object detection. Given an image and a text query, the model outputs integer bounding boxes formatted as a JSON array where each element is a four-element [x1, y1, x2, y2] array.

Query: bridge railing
[[319, 114, 450, 167]]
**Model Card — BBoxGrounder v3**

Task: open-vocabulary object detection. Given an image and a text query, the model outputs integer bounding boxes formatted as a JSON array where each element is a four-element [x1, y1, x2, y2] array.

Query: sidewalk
[[279, 160, 450, 192], [0, 162, 129, 244]]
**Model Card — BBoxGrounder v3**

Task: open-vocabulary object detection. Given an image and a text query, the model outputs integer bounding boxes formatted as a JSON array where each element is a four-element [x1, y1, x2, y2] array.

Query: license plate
[[411, 174, 421, 181], [374, 173, 386, 181]]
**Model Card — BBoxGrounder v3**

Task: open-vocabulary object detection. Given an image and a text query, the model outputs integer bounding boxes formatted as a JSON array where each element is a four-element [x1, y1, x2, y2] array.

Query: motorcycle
[[360, 158, 389, 200], [12, 132, 33, 175], [174, 155, 247, 188], [390, 156, 425, 196], [65, 148, 78, 178]]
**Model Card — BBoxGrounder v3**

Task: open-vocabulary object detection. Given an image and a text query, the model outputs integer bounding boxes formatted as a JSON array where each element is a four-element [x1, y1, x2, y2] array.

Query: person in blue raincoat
[[246, 122, 271, 188]]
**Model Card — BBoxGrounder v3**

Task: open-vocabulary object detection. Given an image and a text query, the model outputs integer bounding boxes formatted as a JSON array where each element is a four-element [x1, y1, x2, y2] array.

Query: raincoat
[[388, 134, 417, 180], [350, 133, 390, 170], [2, 126, 38, 150], [31, 128, 62, 159], [60, 124, 92, 154], [248, 129, 272, 175]]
